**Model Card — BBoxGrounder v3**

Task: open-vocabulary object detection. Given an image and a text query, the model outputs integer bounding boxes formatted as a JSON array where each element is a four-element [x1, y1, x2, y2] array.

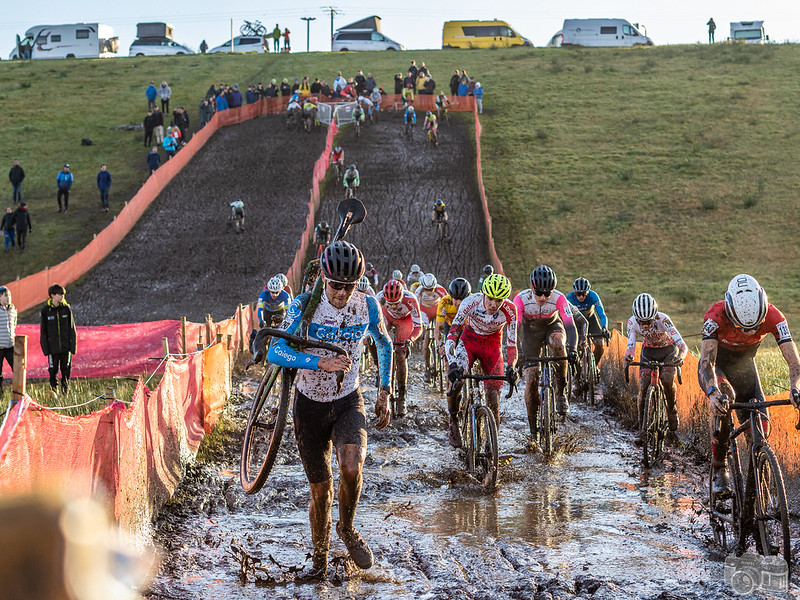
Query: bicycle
[[426, 126, 438, 147], [240, 20, 267, 36], [423, 322, 444, 393], [523, 351, 571, 457], [709, 396, 800, 566], [433, 218, 449, 243], [453, 369, 516, 490], [404, 120, 415, 139], [625, 360, 682, 468], [436, 106, 449, 124], [388, 338, 408, 417], [331, 161, 343, 185], [576, 332, 608, 407], [344, 185, 358, 200], [354, 117, 362, 138]]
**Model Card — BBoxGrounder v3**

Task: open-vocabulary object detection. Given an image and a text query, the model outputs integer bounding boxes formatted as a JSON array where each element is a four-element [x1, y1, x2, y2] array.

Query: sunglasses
[[534, 290, 551, 298], [327, 281, 357, 291], [575, 292, 587, 297], [636, 318, 654, 326]]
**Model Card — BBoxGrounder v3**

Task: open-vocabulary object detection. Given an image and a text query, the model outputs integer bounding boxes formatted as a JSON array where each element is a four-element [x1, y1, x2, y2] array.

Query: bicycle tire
[[240, 365, 289, 493], [709, 448, 743, 555], [588, 353, 599, 407], [753, 445, 791, 564], [654, 389, 668, 462], [641, 386, 657, 468], [473, 405, 499, 490], [539, 386, 554, 457]]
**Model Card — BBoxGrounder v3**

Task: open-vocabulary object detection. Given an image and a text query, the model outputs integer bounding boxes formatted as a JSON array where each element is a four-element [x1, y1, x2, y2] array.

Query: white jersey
[[626, 312, 688, 355]]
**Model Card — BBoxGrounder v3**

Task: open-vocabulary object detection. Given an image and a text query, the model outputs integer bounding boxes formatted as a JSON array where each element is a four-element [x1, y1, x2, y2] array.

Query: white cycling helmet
[[632, 293, 658, 321], [267, 277, 283, 293], [410, 264, 421, 274], [276, 273, 289, 287], [724, 274, 768, 329], [392, 269, 404, 280], [357, 275, 371, 292], [420, 273, 437, 290]]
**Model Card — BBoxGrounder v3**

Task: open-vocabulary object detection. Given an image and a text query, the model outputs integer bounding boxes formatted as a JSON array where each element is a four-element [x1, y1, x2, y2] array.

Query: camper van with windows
[[561, 19, 653, 47], [442, 20, 532, 49], [730, 21, 767, 43], [331, 16, 404, 51], [9, 23, 118, 59]]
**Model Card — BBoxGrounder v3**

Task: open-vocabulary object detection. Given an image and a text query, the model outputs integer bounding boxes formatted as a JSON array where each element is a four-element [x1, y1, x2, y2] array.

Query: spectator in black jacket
[[280, 79, 291, 96], [310, 78, 322, 94], [13, 202, 31, 253], [147, 146, 161, 175], [143, 110, 155, 147], [173, 107, 190, 145], [394, 73, 403, 95], [319, 80, 331, 97], [449, 70, 460, 96], [199, 98, 214, 128], [40, 283, 77, 395], [229, 84, 243, 108], [423, 77, 436, 95], [2, 207, 15, 252], [9, 160, 24, 204]]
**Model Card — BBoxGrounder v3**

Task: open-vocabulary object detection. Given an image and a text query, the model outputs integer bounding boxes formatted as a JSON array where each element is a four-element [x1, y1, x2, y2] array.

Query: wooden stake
[[181, 316, 187, 355], [162, 337, 169, 357], [237, 304, 245, 350], [104, 386, 116, 404], [11, 335, 27, 403], [205, 314, 213, 346]]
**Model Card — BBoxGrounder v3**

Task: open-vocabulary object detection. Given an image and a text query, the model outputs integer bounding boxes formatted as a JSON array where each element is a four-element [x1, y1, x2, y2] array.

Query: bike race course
[[57, 112, 798, 598]]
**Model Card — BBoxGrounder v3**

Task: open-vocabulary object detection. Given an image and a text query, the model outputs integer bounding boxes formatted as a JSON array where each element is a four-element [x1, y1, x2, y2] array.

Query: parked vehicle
[[331, 16, 404, 51], [129, 38, 193, 56], [442, 20, 532, 49], [9, 23, 118, 60], [137, 22, 173, 39], [561, 19, 653, 47], [545, 31, 563, 48], [730, 21, 767, 43], [209, 35, 266, 53]]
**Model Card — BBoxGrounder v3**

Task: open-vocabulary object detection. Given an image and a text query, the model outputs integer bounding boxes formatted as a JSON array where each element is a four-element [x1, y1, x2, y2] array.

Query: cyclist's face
[[453, 298, 463, 310], [533, 290, 551, 306], [325, 278, 356, 308], [637, 318, 654, 331], [484, 297, 502, 314]]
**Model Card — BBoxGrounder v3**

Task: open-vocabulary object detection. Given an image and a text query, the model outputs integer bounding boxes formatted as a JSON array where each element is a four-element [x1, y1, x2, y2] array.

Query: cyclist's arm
[[625, 317, 638, 358], [267, 294, 322, 369], [366, 296, 393, 388], [503, 302, 518, 366], [556, 295, 578, 353], [589, 291, 608, 328], [409, 297, 423, 342], [698, 337, 720, 395], [445, 296, 473, 356], [512, 294, 525, 323], [663, 315, 688, 359], [256, 292, 267, 326], [434, 298, 447, 345]]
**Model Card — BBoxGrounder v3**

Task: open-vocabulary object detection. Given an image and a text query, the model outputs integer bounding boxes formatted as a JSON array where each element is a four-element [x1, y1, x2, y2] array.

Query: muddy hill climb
[[58, 112, 797, 598]]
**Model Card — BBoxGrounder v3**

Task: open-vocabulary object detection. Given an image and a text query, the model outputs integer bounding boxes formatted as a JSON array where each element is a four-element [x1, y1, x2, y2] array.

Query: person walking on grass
[[97, 164, 112, 212], [145, 81, 157, 111], [13, 202, 31, 253], [56, 164, 72, 213], [148, 147, 161, 175], [0, 286, 17, 393], [272, 24, 281, 52], [40, 284, 76, 396], [2, 207, 15, 252], [9, 160, 24, 204]]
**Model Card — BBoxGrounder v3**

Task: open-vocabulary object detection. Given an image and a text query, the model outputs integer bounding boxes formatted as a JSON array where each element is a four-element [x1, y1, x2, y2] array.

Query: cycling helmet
[[420, 273, 437, 290], [347, 164, 356, 171], [383, 279, 404, 303], [357, 276, 371, 292], [334, 145, 342, 152], [426, 111, 431, 117], [320, 240, 365, 283], [724, 274, 768, 329], [448, 278, 471, 300], [482, 274, 511, 300], [392, 269, 404, 280], [276, 273, 289, 287], [318, 221, 329, 230], [365, 262, 374, 270], [435, 199, 445, 208], [573, 277, 591, 294], [267, 277, 283, 293], [410, 264, 421, 274], [632, 293, 658, 322], [483, 264, 494, 276], [531, 265, 557, 294]]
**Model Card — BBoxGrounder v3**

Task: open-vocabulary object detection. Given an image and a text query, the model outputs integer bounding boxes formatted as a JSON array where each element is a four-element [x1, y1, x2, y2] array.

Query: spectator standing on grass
[[449, 69, 460, 96], [0, 286, 16, 389], [272, 24, 281, 52], [419, 62, 430, 78], [229, 85, 243, 108], [245, 86, 257, 104], [152, 106, 164, 143], [143, 110, 155, 147], [320, 80, 331, 97], [2, 207, 15, 252], [283, 28, 291, 52], [408, 60, 418, 83], [365, 72, 377, 93], [96, 164, 111, 212], [200, 39, 208, 53], [13, 202, 31, 252], [9, 160, 24, 204], [163, 130, 177, 160], [40, 284, 76, 396], [158, 81, 172, 114], [56, 164, 72, 213], [394, 73, 403, 95], [310, 78, 322, 94], [173, 107, 190, 144], [265, 79, 278, 97], [280, 79, 291, 97], [199, 98, 212, 128], [474, 82, 484, 114], [147, 147, 161, 175], [707, 18, 716, 44], [458, 71, 469, 96], [216, 89, 229, 112], [145, 81, 157, 111]]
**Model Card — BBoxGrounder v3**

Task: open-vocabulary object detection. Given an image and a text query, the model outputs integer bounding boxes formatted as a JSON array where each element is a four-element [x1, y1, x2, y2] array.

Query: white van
[[209, 36, 267, 53], [129, 38, 194, 56], [9, 23, 118, 59], [331, 30, 404, 51], [730, 21, 767, 43], [561, 19, 653, 47]]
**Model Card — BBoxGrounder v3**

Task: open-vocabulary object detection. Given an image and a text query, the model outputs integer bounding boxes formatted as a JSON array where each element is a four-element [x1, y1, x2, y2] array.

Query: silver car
[[129, 38, 194, 56], [209, 35, 266, 53]]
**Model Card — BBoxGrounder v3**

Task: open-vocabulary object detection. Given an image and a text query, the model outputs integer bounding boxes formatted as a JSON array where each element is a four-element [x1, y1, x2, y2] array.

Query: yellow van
[[442, 20, 532, 49]]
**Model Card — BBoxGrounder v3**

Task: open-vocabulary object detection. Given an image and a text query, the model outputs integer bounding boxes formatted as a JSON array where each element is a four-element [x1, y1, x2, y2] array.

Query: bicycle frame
[[523, 352, 569, 457]]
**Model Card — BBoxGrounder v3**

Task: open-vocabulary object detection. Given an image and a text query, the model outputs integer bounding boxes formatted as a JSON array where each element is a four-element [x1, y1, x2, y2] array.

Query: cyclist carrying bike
[[566, 277, 609, 368], [376, 279, 422, 416], [698, 274, 800, 496], [267, 241, 393, 577], [446, 273, 518, 447], [415, 273, 448, 382], [330, 146, 344, 175], [257, 276, 292, 327], [344, 164, 360, 197], [624, 293, 688, 446], [314, 221, 331, 247]]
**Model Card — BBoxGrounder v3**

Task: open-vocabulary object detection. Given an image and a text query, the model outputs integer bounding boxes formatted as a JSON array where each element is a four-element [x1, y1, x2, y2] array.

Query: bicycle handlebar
[[712, 398, 800, 436], [624, 360, 683, 385], [454, 372, 517, 399]]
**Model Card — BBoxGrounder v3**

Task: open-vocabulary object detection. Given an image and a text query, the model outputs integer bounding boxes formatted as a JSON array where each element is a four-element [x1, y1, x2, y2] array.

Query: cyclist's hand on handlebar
[[375, 390, 391, 429], [318, 355, 351, 373], [448, 365, 463, 384], [791, 389, 800, 409], [505, 364, 519, 386], [709, 392, 730, 417], [623, 353, 633, 363], [567, 350, 579, 366]]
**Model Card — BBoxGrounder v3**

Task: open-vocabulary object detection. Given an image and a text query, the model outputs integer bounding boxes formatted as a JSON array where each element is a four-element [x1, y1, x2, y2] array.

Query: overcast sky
[[3, 1, 798, 56]]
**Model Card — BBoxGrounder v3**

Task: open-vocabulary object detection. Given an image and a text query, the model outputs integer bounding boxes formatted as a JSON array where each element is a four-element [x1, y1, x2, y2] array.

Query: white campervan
[[730, 21, 767, 44], [561, 19, 653, 47], [9, 23, 118, 59]]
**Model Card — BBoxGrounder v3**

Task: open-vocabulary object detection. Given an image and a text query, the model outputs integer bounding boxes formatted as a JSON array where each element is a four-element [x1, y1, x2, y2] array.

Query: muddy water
[[146, 357, 799, 599]]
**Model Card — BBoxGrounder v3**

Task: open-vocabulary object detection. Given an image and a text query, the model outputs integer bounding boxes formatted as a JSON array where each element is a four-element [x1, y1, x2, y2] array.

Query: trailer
[[730, 21, 767, 43], [9, 23, 118, 59], [561, 19, 653, 47]]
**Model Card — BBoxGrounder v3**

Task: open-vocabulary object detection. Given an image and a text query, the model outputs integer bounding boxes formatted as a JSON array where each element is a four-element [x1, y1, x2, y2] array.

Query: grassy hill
[[1, 43, 798, 339]]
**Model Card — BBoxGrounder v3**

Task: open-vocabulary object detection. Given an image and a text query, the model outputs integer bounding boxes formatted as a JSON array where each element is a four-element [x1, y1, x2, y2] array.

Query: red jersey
[[702, 301, 792, 351]]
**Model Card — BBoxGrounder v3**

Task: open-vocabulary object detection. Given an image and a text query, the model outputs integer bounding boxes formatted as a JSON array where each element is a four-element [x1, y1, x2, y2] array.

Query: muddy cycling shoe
[[528, 426, 539, 444], [395, 394, 407, 418], [299, 563, 327, 581], [556, 394, 569, 417], [668, 410, 680, 432], [448, 420, 462, 448], [336, 522, 374, 569], [712, 467, 733, 497]]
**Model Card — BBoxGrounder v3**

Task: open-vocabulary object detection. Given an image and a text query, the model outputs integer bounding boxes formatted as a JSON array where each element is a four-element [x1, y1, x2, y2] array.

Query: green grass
[[2, 44, 800, 334]]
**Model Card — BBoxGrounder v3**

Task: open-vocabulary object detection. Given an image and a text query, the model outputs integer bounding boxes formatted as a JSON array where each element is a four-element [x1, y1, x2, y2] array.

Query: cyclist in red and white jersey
[[624, 293, 688, 446], [329, 145, 344, 173], [698, 274, 800, 496], [415, 273, 447, 382], [513, 265, 578, 431], [445, 273, 518, 447], [376, 279, 422, 416]]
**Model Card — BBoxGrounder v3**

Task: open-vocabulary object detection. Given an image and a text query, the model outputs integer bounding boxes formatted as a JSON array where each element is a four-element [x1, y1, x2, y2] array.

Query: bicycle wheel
[[539, 386, 554, 457], [753, 445, 791, 563], [709, 447, 743, 555], [641, 386, 657, 468], [587, 353, 599, 407], [240, 366, 290, 494], [472, 405, 499, 490]]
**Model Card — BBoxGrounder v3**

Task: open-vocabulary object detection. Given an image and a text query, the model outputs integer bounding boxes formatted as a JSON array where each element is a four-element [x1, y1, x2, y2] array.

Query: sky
[[3, 1, 800, 57]]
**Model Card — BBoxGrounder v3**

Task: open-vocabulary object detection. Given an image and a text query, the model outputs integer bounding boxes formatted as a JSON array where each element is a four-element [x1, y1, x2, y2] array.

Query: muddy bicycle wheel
[[539, 386, 554, 457], [709, 447, 743, 555], [641, 386, 660, 468], [240, 365, 290, 494], [472, 405, 499, 491], [754, 445, 791, 564]]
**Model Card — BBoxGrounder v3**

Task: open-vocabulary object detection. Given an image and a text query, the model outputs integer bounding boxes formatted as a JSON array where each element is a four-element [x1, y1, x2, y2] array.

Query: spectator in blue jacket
[[147, 147, 161, 175], [216, 89, 229, 112], [245, 86, 257, 104], [145, 81, 157, 111], [473, 81, 484, 114], [96, 164, 112, 212], [56, 164, 73, 213], [163, 130, 177, 160], [229, 84, 243, 108]]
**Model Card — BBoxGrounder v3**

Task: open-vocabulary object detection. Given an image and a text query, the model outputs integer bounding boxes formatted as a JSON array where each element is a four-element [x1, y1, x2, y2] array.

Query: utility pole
[[301, 16, 316, 53], [321, 6, 340, 46]]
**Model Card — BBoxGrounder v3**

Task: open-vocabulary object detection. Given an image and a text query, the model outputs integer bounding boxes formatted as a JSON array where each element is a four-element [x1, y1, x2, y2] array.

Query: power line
[[320, 6, 341, 44]]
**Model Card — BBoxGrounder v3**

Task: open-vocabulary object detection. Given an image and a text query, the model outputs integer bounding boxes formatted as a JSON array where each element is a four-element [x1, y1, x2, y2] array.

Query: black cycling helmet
[[347, 164, 356, 171], [366, 262, 374, 270], [482, 264, 494, 276], [448, 277, 472, 300], [573, 277, 591, 294], [318, 221, 329, 230], [320, 241, 365, 283], [531, 265, 557, 294]]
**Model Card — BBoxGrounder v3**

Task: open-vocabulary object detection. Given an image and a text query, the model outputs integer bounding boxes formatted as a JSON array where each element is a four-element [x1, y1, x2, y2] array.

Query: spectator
[[147, 147, 161, 175], [341, 78, 357, 99], [245, 86, 256, 104], [707, 18, 716, 44], [152, 106, 164, 143], [173, 107, 190, 143], [408, 60, 418, 82], [2, 207, 15, 252], [365, 72, 377, 93], [423, 76, 436, 95], [199, 98, 212, 128], [416, 72, 428, 94], [283, 27, 291, 52], [418, 62, 430, 77], [13, 202, 31, 252], [206, 84, 217, 99], [229, 84, 243, 108], [257, 83, 266, 97], [354, 70, 366, 95], [265, 79, 278, 97], [299, 76, 311, 95], [143, 110, 155, 147], [96, 164, 111, 212], [40, 283, 77, 396], [200, 39, 208, 53], [0, 286, 16, 390], [319, 79, 331, 97], [333, 72, 347, 95], [449, 69, 460, 96], [474, 81, 484, 114], [272, 24, 281, 53], [145, 81, 157, 111], [216, 88, 229, 111], [170, 124, 182, 147], [310, 78, 322, 94], [163, 129, 177, 160], [8, 160, 24, 204], [394, 73, 403, 95], [56, 164, 72, 213], [458, 71, 469, 96], [158, 81, 172, 114], [291, 78, 300, 94], [403, 71, 415, 89], [280, 79, 291, 96], [468, 77, 476, 96]]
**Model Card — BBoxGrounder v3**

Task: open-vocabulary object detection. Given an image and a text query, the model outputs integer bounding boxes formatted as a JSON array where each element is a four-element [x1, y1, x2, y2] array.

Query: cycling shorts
[[384, 314, 417, 344], [293, 389, 367, 484], [639, 345, 679, 384], [714, 345, 768, 424], [519, 319, 565, 362], [453, 328, 504, 391]]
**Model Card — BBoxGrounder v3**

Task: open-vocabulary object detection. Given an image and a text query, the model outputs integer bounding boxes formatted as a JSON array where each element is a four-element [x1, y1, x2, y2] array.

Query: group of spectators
[[143, 80, 192, 175], [448, 68, 484, 114]]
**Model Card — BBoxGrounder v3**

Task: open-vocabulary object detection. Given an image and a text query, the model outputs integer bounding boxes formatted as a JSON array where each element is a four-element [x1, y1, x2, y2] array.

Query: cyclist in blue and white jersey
[[257, 276, 292, 327], [566, 277, 609, 367]]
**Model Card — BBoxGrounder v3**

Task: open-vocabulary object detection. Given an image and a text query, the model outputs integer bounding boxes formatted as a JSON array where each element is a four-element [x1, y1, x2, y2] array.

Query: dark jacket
[[40, 299, 76, 356], [280, 82, 291, 96], [173, 110, 190, 130], [245, 89, 257, 104], [423, 78, 436, 95], [9, 165, 25, 185], [449, 74, 459, 95], [147, 150, 161, 171], [97, 170, 112, 191], [152, 110, 164, 128], [319, 84, 331, 97], [1, 212, 15, 232], [229, 90, 243, 107], [13, 206, 30, 232], [143, 113, 156, 132], [310, 81, 321, 94]]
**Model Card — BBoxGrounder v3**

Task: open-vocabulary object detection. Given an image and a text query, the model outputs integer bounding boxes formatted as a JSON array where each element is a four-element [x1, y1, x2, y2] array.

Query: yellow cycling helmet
[[482, 273, 511, 300]]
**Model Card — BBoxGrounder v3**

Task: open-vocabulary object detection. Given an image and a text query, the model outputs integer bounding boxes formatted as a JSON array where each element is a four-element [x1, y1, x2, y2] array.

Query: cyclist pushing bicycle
[[698, 274, 800, 497], [445, 273, 518, 448], [267, 241, 393, 577], [624, 293, 688, 447]]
